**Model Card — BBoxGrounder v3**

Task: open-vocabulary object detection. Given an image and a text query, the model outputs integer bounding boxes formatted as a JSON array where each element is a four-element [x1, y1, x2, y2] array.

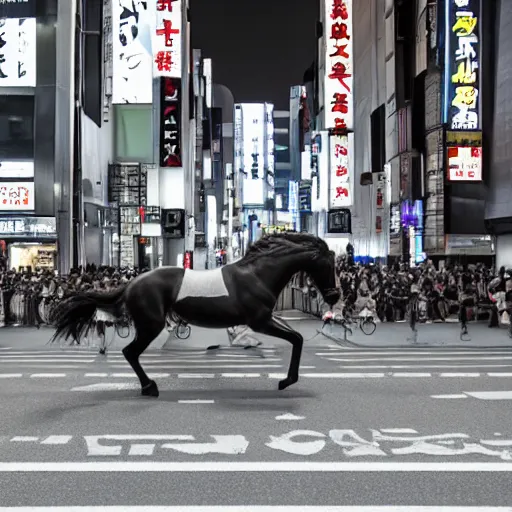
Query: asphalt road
[[1, 323, 512, 510]]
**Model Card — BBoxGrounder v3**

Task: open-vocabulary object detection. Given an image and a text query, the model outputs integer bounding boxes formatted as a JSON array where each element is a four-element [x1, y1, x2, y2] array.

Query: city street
[[1, 320, 512, 510]]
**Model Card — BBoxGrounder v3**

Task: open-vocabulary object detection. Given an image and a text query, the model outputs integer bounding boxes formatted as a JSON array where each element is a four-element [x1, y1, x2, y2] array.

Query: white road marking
[[177, 374, 215, 379], [30, 374, 67, 378], [465, 391, 512, 400], [178, 400, 215, 404], [302, 373, 386, 378], [331, 356, 512, 362], [391, 373, 432, 377], [380, 428, 419, 434], [110, 373, 170, 378], [0, 359, 95, 364], [128, 444, 155, 456], [317, 351, 512, 356], [40, 436, 73, 445], [488, 373, 512, 377], [221, 373, 261, 378], [0, 347, 12, 350], [109, 359, 281, 364], [440, 373, 481, 377], [0, 462, 511, 472], [338, 364, 512, 369], [10, 437, 39, 442], [431, 394, 468, 399], [72, 383, 139, 391], [85, 373, 109, 377], [268, 373, 287, 379], [109, 364, 282, 369], [275, 413, 305, 421], [0, 374, 22, 378]]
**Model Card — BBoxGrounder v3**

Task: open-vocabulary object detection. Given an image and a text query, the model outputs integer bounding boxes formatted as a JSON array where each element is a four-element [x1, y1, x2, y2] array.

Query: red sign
[[153, 0, 182, 78]]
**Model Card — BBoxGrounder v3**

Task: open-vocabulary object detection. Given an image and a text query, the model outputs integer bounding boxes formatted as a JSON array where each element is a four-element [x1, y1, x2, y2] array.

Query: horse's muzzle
[[324, 288, 341, 306]]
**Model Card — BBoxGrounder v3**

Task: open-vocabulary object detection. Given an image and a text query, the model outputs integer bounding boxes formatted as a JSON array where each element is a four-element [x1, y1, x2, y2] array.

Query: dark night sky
[[190, 0, 318, 110]]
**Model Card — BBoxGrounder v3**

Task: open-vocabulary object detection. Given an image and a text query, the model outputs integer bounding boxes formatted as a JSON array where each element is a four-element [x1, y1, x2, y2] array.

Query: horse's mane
[[238, 232, 329, 265]]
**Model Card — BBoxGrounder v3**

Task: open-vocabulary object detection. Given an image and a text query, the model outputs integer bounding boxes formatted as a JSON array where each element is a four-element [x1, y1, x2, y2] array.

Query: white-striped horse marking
[[176, 268, 229, 302]]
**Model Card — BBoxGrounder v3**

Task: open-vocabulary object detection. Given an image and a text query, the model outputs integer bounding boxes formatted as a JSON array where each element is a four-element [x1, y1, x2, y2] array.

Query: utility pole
[[226, 163, 234, 262]]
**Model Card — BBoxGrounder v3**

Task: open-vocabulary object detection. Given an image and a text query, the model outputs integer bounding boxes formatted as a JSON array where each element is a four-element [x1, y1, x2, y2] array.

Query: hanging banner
[[329, 133, 353, 208], [153, 0, 182, 78], [0, 17, 36, 88], [324, 0, 354, 131], [444, 0, 481, 130], [160, 77, 182, 167], [112, 0, 154, 104]]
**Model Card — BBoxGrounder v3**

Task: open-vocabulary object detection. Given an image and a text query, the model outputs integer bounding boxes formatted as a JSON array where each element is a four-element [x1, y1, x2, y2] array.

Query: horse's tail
[[49, 286, 127, 343]]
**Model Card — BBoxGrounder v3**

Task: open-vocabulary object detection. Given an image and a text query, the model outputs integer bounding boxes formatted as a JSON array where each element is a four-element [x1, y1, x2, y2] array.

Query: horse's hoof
[[278, 377, 298, 391], [99, 348, 106, 355], [141, 380, 159, 397]]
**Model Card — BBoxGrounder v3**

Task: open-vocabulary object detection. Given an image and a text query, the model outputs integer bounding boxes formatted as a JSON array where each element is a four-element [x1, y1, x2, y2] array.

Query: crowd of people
[[1, 258, 512, 335], [332, 256, 512, 331]]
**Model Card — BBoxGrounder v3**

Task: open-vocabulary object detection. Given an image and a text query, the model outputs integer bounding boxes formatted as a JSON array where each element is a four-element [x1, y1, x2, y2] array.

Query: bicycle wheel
[[361, 318, 376, 335], [175, 323, 191, 339], [116, 321, 131, 339]]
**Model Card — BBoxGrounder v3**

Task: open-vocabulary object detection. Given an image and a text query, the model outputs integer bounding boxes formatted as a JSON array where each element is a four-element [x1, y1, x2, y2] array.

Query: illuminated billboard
[[153, 0, 182, 79], [444, 0, 481, 130], [265, 103, 275, 188], [0, 17, 36, 88], [447, 146, 482, 181], [329, 133, 353, 208], [112, 0, 154, 104], [324, 0, 354, 131], [239, 104, 265, 206], [0, 181, 34, 211]]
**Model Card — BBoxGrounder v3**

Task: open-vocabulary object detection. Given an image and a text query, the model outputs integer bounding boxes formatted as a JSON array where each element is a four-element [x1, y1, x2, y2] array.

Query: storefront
[[0, 217, 57, 271]]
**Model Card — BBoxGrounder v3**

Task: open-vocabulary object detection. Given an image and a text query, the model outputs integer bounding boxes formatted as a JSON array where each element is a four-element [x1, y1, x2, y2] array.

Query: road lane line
[[431, 394, 468, 399], [439, 373, 480, 377], [0, 462, 511, 472], [0, 374, 22, 378], [177, 400, 215, 404], [40, 436, 73, 445], [465, 391, 512, 400], [391, 373, 431, 377], [177, 374, 216, 378], [10, 437, 39, 442], [487, 373, 512, 377], [30, 374, 67, 378], [221, 373, 261, 378], [0, 508, 511, 512]]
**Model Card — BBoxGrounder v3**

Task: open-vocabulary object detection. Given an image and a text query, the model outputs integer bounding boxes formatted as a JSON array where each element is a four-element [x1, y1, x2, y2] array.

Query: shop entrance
[[7, 242, 57, 271]]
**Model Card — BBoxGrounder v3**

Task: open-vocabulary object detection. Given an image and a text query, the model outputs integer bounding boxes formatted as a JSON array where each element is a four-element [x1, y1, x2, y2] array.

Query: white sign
[[0, 17, 36, 88], [0, 181, 34, 210], [112, 0, 154, 104], [240, 103, 265, 206], [324, 0, 354, 130], [265, 103, 274, 187], [447, 146, 482, 181], [288, 180, 299, 231], [0, 161, 33, 179], [329, 134, 353, 208], [203, 58, 212, 108], [152, 0, 182, 78]]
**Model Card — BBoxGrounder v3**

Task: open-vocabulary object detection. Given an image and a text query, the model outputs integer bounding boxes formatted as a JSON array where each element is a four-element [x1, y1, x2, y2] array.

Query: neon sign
[[445, 0, 481, 130]]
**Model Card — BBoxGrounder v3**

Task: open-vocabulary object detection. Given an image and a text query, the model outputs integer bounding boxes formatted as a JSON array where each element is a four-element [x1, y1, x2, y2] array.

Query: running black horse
[[50, 232, 340, 397]]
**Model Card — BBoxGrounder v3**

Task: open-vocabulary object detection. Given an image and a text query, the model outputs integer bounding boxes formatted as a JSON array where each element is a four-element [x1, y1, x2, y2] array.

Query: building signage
[[265, 103, 275, 187], [327, 208, 351, 234], [324, 0, 354, 131], [112, 0, 154, 104], [0, 181, 34, 210], [153, 0, 182, 78], [0, 216, 56, 237], [0, 160, 33, 179], [241, 103, 265, 206], [0, 0, 36, 19], [390, 203, 401, 237], [0, 17, 36, 88], [159, 77, 182, 167], [447, 145, 482, 181], [445, 0, 481, 130], [299, 180, 312, 212], [329, 134, 353, 208]]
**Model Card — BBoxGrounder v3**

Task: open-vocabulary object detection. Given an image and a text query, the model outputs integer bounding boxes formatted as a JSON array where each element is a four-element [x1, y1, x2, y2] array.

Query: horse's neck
[[249, 252, 312, 297]]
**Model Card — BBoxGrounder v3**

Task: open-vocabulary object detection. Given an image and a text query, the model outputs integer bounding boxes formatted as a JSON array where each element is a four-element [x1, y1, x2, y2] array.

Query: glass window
[[114, 105, 153, 162], [0, 95, 34, 159]]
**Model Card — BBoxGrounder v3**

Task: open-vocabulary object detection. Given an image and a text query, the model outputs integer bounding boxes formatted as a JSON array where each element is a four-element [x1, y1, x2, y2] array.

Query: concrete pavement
[[1, 327, 512, 508]]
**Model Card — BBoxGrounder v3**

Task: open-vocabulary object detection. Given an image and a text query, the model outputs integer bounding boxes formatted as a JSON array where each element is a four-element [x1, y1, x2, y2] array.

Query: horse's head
[[305, 240, 340, 307]]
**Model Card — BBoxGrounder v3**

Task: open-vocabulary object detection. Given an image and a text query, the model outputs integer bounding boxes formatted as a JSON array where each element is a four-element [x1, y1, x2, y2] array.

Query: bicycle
[[166, 312, 191, 339], [342, 306, 377, 336], [115, 314, 132, 339]]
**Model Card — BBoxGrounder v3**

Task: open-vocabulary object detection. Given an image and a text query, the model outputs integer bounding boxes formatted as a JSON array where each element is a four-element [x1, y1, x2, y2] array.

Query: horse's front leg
[[252, 316, 303, 390]]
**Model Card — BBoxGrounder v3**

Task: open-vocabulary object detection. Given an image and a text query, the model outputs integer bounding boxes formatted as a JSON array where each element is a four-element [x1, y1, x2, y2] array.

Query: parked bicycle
[[166, 312, 191, 339]]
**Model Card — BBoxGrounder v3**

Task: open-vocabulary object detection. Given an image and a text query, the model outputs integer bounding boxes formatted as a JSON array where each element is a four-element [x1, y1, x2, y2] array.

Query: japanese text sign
[[0, 181, 34, 210], [112, 0, 153, 104], [329, 134, 353, 208], [324, 0, 354, 131], [160, 77, 182, 167], [446, 0, 481, 130], [153, 0, 182, 78], [447, 145, 482, 181], [0, 17, 36, 88]]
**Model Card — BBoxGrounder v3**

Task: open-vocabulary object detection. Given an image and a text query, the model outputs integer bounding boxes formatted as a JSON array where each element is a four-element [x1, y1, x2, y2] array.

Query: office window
[[0, 95, 34, 159]]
